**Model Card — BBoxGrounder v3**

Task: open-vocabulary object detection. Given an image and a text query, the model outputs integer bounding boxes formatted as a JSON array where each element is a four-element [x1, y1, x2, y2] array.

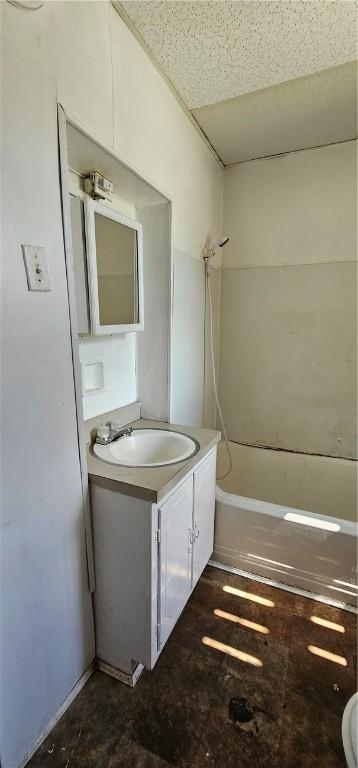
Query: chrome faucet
[[95, 423, 133, 445]]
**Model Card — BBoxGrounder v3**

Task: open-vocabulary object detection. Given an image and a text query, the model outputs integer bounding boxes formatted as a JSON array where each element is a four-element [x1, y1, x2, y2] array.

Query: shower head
[[216, 237, 229, 248], [202, 237, 230, 261]]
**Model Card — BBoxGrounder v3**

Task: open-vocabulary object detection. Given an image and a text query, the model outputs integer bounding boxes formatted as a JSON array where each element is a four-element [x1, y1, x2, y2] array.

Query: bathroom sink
[[92, 428, 199, 468]]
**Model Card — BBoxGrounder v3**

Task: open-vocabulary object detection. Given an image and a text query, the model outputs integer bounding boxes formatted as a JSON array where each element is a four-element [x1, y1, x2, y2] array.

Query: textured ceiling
[[121, 0, 357, 110], [193, 62, 357, 165]]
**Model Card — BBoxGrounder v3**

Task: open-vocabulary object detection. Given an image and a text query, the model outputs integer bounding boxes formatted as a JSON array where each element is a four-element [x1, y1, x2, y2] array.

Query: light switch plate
[[22, 244, 51, 291]]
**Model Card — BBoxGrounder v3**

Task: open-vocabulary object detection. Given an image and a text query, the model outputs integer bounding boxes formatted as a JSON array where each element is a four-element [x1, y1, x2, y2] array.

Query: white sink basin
[[92, 428, 199, 468]]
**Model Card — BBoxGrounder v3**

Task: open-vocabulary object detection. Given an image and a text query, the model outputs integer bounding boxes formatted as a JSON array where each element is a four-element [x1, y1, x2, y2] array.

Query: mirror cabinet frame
[[84, 197, 144, 335]]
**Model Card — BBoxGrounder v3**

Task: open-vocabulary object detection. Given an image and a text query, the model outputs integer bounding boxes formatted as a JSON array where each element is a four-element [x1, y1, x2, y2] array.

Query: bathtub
[[213, 441, 358, 609]]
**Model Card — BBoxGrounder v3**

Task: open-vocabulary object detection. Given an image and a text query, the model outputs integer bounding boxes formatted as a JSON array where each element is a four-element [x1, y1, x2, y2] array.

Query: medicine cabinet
[[84, 198, 144, 335]]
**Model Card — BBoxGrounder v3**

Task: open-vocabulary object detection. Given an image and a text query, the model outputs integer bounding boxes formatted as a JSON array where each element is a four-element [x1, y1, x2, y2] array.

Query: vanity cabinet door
[[158, 475, 193, 650], [192, 449, 217, 588]]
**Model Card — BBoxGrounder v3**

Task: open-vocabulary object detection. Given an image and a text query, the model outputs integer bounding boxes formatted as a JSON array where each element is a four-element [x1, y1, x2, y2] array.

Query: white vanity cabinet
[[90, 447, 216, 683], [192, 448, 217, 588], [158, 474, 194, 650]]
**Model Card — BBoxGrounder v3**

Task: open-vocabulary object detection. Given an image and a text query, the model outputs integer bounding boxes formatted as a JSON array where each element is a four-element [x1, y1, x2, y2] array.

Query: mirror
[[84, 198, 144, 335]]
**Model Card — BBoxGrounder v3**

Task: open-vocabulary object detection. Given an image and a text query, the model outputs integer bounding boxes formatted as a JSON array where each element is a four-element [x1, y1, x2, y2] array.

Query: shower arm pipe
[[205, 257, 233, 481]]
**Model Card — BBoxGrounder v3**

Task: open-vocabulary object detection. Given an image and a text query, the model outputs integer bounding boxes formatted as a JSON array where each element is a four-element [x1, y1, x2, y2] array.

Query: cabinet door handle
[[194, 522, 200, 539]]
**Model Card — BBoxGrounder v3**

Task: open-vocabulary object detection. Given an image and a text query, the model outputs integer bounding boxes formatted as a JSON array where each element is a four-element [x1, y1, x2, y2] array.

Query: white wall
[[79, 335, 137, 420], [203, 265, 221, 429], [3, 0, 223, 428], [111, 6, 223, 425], [217, 436, 357, 521], [110, 11, 223, 265], [2, 0, 222, 263], [0, 38, 94, 768], [1, 3, 222, 765], [221, 141, 357, 459], [137, 203, 171, 421], [170, 250, 206, 426], [223, 141, 356, 269]]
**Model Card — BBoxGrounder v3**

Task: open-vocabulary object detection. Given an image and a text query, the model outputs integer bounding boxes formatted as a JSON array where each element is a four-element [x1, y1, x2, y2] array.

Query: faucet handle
[[97, 423, 111, 441], [108, 421, 120, 431]]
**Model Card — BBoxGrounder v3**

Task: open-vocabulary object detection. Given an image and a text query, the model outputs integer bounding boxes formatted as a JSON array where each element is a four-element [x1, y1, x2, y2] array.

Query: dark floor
[[28, 566, 357, 768]]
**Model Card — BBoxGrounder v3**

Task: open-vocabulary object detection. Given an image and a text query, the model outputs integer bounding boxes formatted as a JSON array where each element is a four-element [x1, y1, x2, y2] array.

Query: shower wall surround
[[221, 141, 357, 460]]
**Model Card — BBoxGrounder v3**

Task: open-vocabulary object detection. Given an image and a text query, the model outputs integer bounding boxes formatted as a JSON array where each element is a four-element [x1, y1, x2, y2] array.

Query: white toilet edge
[[342, 692, 358, 768]]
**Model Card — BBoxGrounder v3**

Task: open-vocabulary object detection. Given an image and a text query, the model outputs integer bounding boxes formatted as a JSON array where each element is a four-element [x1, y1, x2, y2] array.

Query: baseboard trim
[[208, 560, 358, 614], [97, 659, 144, 687], [17, 662, 95, 768]]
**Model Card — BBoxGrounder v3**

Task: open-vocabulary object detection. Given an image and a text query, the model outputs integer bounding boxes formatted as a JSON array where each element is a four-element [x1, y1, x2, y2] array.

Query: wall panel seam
[[221, 259, 357, 271]]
